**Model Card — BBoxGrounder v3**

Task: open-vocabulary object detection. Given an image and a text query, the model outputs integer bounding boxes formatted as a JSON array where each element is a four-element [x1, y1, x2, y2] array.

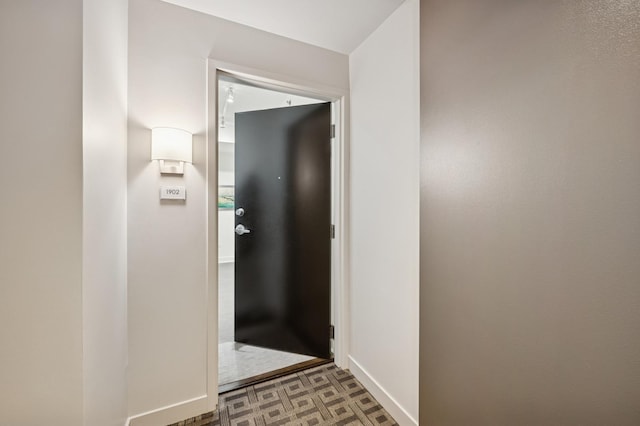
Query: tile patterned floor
[[170, 363, 398, 426]]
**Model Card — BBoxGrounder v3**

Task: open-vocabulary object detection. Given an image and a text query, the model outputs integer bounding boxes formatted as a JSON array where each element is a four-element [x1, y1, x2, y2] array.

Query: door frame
[[205, 59, 350, 410]]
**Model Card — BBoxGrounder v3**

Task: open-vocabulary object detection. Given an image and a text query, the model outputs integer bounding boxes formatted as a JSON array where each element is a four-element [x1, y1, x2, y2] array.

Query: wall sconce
[[151, 127, 193, 175]]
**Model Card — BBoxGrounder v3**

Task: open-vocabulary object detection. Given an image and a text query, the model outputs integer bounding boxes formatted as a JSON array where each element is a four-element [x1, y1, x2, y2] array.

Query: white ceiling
[[217, 78, 323, 142], [218, 79, 322, 121], [161, 0, 405, 54]]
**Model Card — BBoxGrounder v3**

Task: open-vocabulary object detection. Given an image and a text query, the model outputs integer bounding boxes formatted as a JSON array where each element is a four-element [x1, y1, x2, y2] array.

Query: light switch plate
[[160, 186, 186, 200]]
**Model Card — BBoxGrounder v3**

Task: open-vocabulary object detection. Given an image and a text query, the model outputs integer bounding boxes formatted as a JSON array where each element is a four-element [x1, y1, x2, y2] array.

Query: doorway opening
[[216, 73, 337, 392]]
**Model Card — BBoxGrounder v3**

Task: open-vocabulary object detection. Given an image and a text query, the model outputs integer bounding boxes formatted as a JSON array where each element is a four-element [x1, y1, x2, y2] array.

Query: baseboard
[[126, 395, 209, 426], [218, 256, 234, 263], [348, 356, 418, 426]]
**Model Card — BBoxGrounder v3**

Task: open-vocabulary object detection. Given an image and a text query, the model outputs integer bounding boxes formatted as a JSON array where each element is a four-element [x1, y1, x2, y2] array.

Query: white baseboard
[[348, 356, 418, 426], [218, 256, 234, 263], [126, 395, 209, 426]]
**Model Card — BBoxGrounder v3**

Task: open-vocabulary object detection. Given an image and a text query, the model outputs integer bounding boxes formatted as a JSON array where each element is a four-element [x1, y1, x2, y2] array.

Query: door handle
[[235, 224, 251, 235]]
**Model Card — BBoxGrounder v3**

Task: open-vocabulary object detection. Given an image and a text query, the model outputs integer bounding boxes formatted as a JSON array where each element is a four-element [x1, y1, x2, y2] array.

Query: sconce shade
[[151, 127, 193, 163]]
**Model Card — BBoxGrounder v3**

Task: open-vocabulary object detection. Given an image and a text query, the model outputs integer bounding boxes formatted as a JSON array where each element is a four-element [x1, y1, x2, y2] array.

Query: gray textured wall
[[0, 1, 83, 424], [419, 1, 640, 424]]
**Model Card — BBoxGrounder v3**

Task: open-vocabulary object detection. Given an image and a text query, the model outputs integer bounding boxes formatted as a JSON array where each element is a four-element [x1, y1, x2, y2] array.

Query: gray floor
[[218, 262, 313, 385]]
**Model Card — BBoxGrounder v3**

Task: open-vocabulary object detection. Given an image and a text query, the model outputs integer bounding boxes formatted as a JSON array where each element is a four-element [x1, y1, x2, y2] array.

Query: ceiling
[[161, 0, 405, 54], [217, 78, 323, 142], [218, 79, 322, 117]]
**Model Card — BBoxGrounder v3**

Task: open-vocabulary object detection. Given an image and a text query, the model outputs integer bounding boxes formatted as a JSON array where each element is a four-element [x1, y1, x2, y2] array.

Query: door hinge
[[331, 124, 336, 139], [330, 325, 335, 339], [330, 224, 335, 239]]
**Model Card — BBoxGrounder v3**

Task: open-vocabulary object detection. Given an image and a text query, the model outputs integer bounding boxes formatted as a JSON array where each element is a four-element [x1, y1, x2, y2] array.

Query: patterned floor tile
[[169, 363, 398, 426]]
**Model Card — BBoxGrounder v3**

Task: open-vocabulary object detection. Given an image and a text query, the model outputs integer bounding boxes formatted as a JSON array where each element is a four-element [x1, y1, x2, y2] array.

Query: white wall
[[127, 0, 349, 421], [420, 1, 640, 424], [218, 142, 234, 263], [218, 211, 235, 263], [82, 0, 129, 425], [348, 1, 420, 424], [0, 1, 84, 424]]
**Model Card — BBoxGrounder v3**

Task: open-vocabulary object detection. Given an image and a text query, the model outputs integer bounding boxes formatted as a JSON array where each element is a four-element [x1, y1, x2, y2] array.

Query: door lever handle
[[235, 224, 251, 235]]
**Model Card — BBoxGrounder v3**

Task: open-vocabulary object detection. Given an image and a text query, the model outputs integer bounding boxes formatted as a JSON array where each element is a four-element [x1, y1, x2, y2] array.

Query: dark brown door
[[234, 102, 332, 359]]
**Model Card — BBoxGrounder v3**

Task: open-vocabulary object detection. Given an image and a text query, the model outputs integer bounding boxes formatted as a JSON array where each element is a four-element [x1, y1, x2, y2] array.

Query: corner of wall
[[347, 0, 420, 422], [349, 357, 418, 426]]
